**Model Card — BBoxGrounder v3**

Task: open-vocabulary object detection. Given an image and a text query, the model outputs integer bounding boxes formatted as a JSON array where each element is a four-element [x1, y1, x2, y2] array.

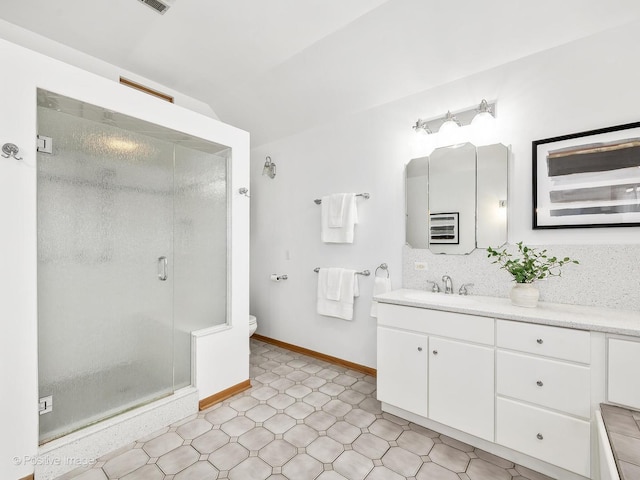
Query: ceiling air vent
[[137, 0, 170, 14]]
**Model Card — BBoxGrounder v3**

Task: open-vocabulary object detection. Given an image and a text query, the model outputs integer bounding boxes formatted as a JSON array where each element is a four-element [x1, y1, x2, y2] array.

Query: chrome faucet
[[459, 283, 474, 296], [426, 280, 441, 293], [442, 275, 453, 294]]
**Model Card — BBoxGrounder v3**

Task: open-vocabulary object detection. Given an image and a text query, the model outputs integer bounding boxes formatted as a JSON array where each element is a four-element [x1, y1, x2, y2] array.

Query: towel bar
[[314, 193, 370, 205], [314, 267, 370, 276]]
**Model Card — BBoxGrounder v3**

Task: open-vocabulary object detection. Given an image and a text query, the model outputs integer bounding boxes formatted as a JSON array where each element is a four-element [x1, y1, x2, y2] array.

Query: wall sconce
[[262, 156, 276, 179], [412, 99, 496, 137]]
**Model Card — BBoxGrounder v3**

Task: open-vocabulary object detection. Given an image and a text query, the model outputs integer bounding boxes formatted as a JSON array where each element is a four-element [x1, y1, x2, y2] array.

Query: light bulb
[[470, 111, 497, 145], [470, 99, 498, 145], [437, 119, 462, 147]]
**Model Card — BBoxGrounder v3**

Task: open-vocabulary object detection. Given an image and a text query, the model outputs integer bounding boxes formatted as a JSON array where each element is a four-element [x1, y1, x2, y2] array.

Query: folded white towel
[[317, 268, 359, 320], [370, 276, 392, 318], [326, 267, 344, 301], [321, 193, 358, 243], [327, 194, 347, 228]]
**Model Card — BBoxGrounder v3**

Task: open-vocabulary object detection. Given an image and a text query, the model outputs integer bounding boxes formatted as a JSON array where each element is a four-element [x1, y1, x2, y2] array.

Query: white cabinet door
[[377, 326, 428, 417], [429, 337, 494, 441], [608, 338, 640, 410]]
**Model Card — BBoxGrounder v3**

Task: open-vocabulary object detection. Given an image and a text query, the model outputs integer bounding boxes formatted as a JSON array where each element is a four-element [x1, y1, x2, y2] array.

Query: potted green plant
[[486, 242, 579, 307]]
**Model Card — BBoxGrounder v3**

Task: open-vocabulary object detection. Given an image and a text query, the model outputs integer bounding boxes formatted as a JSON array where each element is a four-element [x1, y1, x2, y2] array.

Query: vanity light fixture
[[262, 156, 276, 179], [412, 99, 496, 135]]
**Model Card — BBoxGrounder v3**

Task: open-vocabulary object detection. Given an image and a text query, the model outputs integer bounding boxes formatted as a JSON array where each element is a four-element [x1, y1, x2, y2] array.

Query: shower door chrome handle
[[158, 256, 168, 281]]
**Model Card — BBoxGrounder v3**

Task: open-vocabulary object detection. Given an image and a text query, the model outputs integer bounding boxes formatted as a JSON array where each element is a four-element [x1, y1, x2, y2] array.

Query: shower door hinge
[[37, 135, 53, 154], [39, 395, 53, 415]]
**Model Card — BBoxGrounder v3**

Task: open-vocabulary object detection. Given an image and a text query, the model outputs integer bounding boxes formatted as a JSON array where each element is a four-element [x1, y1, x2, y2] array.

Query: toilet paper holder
[[270, 274, 288, 281]]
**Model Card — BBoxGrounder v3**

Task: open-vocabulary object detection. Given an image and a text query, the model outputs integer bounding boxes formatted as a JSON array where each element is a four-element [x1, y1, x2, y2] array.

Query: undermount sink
[[400, 290, 505, 308], [374, 288, 509, 312], [403, 291, 476, 302]]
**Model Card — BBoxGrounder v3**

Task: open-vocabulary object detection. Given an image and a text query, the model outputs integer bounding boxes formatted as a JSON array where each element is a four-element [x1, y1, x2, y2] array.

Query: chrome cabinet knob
[[536, 338, 544, 344], [537, 433, 544, 440], [536, 380, 543, 387], [417, 347, 423, 352], [432, 350, 438, 355]]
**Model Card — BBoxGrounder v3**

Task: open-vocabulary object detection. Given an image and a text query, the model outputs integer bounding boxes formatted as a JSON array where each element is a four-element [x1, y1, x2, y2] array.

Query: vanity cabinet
[[608, 337, 640, 410], [376, 289, 640, 479], [495, 320, 592, 477], [377, 303, 495, 440]]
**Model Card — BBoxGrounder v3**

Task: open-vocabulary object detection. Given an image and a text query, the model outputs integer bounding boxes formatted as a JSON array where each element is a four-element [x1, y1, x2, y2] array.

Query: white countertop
[[375, 289, 640, 337]]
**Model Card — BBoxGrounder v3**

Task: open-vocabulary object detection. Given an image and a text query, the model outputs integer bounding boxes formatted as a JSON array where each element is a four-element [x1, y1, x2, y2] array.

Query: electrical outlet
[[414, 261, 428, 271]]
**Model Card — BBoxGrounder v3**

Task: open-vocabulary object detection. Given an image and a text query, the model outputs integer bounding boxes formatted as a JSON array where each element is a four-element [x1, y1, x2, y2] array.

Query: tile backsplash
[[403, 244, 640, 311]]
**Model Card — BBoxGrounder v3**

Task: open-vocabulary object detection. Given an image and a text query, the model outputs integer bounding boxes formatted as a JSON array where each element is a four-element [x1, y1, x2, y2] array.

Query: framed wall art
[[533, 121, 640, 229]]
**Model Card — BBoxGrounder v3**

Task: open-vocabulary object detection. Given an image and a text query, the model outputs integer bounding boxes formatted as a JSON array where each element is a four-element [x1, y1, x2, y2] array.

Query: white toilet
[[249, 315, 258, 337]]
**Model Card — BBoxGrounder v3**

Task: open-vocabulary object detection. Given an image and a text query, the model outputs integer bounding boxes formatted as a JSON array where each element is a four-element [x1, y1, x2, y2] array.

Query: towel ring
[[375, 263, 389, 278]]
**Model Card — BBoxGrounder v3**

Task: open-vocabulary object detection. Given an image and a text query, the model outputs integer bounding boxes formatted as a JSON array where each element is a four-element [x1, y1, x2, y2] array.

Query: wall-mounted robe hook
[[238, 187, 250, 197], [1, 143, 23, 160]]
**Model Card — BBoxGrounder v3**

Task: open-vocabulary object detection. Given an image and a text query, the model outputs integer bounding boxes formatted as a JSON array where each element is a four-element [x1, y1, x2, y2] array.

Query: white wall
[[0, 18, 219, 120], [249, 21, 640, 369], [0, 38, 248, 479]]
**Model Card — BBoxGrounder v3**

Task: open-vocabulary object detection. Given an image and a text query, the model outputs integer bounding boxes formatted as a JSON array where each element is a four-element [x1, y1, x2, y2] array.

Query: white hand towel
[[317, 269, 359, 320], [321, 193, 358, 243], [327, 193, 347, 228], [370, 276, 392, 317], [326, 267, 344, 301]]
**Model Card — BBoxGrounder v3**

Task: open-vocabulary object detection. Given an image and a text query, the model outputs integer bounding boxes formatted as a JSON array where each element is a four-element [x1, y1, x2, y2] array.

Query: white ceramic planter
[[509, 283, 540, 307]]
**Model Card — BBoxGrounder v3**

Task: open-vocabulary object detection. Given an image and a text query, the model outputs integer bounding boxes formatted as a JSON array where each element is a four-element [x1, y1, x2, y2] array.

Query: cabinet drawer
[[378, 303, 494, 345], [497, 351, 590, 418], [497, 397, 590, 477], [497, 320, 590, 363]]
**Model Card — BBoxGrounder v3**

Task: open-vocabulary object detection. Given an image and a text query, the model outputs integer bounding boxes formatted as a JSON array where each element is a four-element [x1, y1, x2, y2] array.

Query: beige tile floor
[[60, 339, 555, 480]]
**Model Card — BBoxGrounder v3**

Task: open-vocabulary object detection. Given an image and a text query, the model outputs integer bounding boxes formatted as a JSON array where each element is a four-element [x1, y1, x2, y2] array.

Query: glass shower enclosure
[[36, 90, 229, 443]]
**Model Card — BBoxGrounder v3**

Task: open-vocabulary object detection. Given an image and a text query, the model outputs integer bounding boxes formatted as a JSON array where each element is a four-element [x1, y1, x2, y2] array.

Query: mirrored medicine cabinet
[[406, 143, 508, 254]]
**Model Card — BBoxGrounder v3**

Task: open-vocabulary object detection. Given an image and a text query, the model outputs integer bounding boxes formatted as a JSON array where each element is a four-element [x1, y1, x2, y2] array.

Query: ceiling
[[2, 0, 640, 146]]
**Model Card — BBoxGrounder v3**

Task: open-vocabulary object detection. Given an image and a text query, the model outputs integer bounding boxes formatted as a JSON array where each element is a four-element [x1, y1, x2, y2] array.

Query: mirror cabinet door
[[406, 156, 430, 249], [405, 143, 508, 254], [477, 144, 508, 249], [428, 143, 476, 254]]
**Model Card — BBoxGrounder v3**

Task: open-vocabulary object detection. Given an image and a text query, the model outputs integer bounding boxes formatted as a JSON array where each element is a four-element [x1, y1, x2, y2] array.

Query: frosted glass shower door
[[37, 107, 175, 443], [173, 145, 229, 388]]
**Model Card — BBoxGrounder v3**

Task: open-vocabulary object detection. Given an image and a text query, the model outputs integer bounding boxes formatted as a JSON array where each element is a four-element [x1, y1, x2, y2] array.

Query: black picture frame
[[429, 212, 459, 244], [532, 121, 640, 229]]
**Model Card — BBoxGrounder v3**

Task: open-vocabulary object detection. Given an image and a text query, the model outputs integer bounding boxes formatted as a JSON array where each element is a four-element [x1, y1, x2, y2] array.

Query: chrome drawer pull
[[536, 380, 544, 387], [417, 347, 423, 352], [536, 433, 544, 440], [536, 338, 544, 344]]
